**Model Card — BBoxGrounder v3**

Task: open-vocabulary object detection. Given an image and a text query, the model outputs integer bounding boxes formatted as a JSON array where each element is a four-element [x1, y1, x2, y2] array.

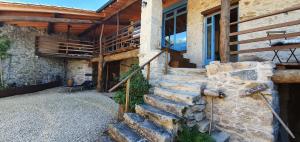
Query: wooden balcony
[[35, 36, 96, 59], [101, 21, 140, 55]]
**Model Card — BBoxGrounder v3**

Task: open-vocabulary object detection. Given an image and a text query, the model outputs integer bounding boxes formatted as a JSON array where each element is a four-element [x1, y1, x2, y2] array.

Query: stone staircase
[[108, 68, 230, 142]]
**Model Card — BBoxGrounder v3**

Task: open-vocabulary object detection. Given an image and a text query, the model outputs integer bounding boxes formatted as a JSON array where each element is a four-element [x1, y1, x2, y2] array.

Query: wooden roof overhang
[[0, 2, 106, 35], [0, 1, 141, 37], [80, 0, 141, 37]]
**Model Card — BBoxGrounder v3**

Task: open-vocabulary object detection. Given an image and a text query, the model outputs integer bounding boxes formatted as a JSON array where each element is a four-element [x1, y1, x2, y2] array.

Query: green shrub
[[113, 64, 151, 112], [177, 126, 215, 142]]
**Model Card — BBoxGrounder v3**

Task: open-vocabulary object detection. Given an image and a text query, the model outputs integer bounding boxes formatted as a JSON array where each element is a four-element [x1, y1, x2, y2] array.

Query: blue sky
[[0, 0, 109, 11]]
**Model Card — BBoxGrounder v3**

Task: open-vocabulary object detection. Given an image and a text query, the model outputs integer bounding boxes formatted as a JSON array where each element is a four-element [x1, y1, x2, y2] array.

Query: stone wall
[[67, 60, 92, 85], [186, 0, 221, 67], [205, 61, 278, 142], [0, 25, 66, 87], [139, 0, 167, 85]]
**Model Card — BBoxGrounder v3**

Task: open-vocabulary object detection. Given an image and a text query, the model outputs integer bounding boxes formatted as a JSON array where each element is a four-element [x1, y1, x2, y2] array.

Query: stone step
[[159, 80, 201, 93], [144, 94, 189, 117], [163, 74, 207, 84], [197, 119, 210, 133], [135, 104, 180, 134], [124, 113, 173, 142], [211, 131, 230, 142], [168, 67, 207, 76], [108, 122, 147, 142], [154, 87, 200, 105]]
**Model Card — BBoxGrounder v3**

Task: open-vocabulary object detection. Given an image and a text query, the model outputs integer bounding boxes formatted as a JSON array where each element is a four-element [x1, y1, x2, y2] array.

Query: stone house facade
[[0, 25, 91, 87], [139, 0, 300, 141]]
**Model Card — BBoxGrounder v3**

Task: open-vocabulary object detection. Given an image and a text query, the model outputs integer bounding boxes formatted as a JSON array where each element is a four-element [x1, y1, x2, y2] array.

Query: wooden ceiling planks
[[0, 0, 141, 36], [81, 0, 141, 37], [0, 2, 104, 18]]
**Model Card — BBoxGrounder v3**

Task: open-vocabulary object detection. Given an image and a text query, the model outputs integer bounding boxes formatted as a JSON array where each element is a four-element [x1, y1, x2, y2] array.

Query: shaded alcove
[[278, 84, 300, 142]]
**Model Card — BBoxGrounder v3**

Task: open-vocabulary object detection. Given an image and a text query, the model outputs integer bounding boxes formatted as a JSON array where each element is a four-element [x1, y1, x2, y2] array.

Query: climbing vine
[[113, 64, 151, 112], [0, 36, 10, 89]]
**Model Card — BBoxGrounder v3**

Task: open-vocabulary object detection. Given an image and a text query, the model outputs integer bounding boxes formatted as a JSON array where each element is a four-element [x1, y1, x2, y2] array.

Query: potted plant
[[113, 64, 150, 120]]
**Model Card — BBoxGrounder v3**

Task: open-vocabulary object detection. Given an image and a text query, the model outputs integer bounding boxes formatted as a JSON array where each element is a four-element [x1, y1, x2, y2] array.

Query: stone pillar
[[139, 0, 165, 85]]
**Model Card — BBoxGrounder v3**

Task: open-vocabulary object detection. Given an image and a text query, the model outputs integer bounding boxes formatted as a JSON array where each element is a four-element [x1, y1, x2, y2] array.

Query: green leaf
[[113, 64, 150, 112]]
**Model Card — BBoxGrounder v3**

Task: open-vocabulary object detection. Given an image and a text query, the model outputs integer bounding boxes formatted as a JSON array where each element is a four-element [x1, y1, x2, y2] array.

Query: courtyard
[[0, 88, 118, 142]]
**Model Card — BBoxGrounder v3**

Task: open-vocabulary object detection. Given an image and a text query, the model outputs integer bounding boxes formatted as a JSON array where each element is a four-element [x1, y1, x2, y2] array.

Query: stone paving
[[0, 87, 118, 142]]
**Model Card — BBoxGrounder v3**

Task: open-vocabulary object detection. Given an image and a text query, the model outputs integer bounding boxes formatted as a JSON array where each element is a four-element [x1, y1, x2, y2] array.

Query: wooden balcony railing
[[229, 4, 300, 63], [35, 36, 96, 59], [102, 21, 140, 55]]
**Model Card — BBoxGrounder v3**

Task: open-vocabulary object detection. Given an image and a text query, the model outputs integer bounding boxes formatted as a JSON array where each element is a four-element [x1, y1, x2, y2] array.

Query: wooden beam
[[230, 32, 300, 46], [230, 19, 300, 36], [0, 2, 105, 18], [104, 49, 139, 62], [0, 16, 102, 24], [219, 0, 231, 62], [230, 43, 300, 55], [97, 55, 104, 92], [79, 21, 130, 37], [272, 69, 300, 84], [231, 4, 300, 26], [79, 0, 139, 36], [96, 24, 105, 92]]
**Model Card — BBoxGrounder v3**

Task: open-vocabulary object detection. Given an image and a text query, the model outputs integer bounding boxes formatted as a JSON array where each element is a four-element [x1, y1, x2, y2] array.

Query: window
[[163, 4, 187, 51]]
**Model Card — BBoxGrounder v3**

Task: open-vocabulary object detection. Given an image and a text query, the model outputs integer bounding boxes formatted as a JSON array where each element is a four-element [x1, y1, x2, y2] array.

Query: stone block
[[197, 119, 210, 133], [191, 104, 206, 112], [194, 112, 205, 121], [230, 69, 258, 81]]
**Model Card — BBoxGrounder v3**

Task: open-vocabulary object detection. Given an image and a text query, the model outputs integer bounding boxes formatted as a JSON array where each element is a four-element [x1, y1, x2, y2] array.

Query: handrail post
[[125, 78, 131, 112], [220, 0, 231, 62], [164, 46, 169, 75], [146, 63, 150, 81]]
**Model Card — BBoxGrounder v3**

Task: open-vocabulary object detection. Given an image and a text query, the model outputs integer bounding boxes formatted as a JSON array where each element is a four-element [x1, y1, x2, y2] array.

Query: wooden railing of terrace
[[229, 4, 300, 62], [102, 21, 140, 55], [35, 36, 96, 59]]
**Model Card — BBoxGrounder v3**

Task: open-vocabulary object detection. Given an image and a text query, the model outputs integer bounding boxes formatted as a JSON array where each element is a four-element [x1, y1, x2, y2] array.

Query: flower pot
[[118, 104, 125, 121], [67, 79, 73, 87]]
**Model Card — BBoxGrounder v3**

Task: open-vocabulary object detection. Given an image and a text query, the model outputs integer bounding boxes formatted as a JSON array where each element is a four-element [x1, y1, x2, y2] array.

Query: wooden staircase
[[169, 51, 196, 68]]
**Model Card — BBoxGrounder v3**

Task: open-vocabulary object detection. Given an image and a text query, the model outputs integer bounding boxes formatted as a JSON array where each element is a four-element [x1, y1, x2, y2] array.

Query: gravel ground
[[0, 87, 118, 142]]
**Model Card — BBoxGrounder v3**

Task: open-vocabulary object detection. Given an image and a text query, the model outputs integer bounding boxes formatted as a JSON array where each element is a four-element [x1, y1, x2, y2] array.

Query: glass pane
[[175, 13, 187, 51], [166, 12, 174, 19], [177, 6, 187, 14], [164, 18, 175, 46], [207, 25, 212, 59], [207, 17, 212, 24]]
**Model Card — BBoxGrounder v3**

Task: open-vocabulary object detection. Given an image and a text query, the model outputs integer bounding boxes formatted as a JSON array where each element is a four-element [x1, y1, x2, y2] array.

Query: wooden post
[[116, 13, 120, 49], [220, 0, 231, 62], [97, 24, 105, 92], [105, 63, 109, 90], [164, 47, 169, 74], [66, 25, 71, 55], [125, 78, 131, 112], [97, 55, 104, 92], [146, 63, 150, 81]]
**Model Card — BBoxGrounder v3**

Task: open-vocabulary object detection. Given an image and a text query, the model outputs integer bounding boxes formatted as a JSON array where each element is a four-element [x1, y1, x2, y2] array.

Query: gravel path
[[0, 87, 118, 142]]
